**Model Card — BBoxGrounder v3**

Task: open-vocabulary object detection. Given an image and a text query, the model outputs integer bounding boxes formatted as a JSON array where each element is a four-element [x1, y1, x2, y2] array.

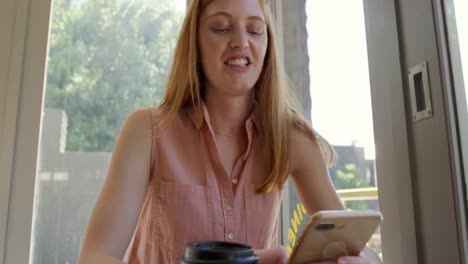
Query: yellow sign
[[286, 203, 307, 255]]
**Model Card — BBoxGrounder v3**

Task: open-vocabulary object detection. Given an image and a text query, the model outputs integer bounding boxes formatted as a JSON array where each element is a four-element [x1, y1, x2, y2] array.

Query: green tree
[[45, 0, 183, 152], [333, 163, 370, 210]]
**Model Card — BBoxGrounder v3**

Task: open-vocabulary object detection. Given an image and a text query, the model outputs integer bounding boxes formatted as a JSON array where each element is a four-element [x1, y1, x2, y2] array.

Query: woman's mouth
[[224, 57, 251, 71]]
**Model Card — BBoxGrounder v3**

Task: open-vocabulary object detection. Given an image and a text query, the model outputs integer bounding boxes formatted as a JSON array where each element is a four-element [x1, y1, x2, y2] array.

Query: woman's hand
[[311, 250, 378, 264], [334, 255, 370, 264], [254, 246, 288, 264], [254, 247, 380, 264], [311, 254, 370, 264]]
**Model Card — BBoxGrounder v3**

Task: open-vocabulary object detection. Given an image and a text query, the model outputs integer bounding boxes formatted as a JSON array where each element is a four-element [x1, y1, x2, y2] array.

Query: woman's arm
[[78, 109, 153, 264], [288, 127, 381, 264], [289, 127, 344, 213]]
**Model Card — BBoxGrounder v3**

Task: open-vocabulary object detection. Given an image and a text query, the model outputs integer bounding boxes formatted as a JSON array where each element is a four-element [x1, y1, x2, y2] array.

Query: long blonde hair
[[160, 0, 333, 193]]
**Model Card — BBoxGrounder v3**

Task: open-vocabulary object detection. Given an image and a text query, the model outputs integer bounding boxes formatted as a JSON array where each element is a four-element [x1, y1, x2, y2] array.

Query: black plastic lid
[[180, 241, 259, 264]]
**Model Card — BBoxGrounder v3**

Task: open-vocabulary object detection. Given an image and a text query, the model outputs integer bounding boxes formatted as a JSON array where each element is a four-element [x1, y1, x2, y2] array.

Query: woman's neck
[[204, 92, 254, 134]]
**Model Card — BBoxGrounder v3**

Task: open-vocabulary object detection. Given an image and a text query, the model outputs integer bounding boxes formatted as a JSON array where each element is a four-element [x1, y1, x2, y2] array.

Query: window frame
[[362, 0, 420, 262], [0, 0, 48, 262]]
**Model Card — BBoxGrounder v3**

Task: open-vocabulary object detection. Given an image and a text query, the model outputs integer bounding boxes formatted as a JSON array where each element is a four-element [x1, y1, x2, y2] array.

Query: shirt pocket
[[158, 181, 214, 260], [244, 184, 281, 249]]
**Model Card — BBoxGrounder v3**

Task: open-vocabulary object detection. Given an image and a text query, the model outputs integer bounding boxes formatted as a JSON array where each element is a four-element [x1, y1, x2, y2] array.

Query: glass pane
[[31, 0, 185, 263], [308, 0, 381, 254], [444, 0, 468, 206], [282, 0, 382, 260]]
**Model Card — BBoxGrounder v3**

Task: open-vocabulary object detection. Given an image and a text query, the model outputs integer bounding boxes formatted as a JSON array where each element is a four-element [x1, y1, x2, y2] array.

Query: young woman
[[78, 0, 377, 263]]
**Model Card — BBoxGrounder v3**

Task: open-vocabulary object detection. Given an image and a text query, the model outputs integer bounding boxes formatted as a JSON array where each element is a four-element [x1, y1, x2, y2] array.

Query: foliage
[[333, 163, 368, 189], [332, 163, 370, 210], [45, 0, 183, 152]]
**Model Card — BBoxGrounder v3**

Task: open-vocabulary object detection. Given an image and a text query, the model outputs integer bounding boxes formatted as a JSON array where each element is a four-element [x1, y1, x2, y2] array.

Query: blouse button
[[226, 204, 233, 211], [227, 232, 234, 240], [232, 178, 238, 184]]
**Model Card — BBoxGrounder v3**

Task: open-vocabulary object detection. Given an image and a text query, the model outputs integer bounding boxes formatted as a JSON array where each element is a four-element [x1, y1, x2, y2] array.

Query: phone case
[[287, 210, 383, 264]]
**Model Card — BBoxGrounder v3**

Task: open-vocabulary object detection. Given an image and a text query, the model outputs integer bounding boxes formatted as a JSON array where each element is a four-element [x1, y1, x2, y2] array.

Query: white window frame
[[0, 0, 52, 262], [362, 0, 420, 262]]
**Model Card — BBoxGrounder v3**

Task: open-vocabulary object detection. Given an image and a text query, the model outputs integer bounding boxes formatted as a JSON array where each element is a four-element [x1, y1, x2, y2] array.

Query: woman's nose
[[230, 30, 249, 50]]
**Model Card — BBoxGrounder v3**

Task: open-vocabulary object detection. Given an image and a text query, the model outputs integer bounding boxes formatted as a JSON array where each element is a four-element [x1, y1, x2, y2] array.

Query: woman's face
[[198, 0, 268, 97]]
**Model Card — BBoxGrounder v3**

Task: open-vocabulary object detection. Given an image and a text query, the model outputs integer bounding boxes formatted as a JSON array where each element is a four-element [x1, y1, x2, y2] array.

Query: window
[[306, 0, 382, 253], [280, 0, 382, 259], [31, 0, 185, 262], [307, 0, 381, 256]]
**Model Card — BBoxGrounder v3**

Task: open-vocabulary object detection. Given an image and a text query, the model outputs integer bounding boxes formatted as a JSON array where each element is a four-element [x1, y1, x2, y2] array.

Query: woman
[[78, 0, 377, 263]]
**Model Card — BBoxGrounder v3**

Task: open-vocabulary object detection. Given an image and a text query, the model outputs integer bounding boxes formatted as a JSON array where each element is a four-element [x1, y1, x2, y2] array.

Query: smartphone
[[287, 210, 383, 264]]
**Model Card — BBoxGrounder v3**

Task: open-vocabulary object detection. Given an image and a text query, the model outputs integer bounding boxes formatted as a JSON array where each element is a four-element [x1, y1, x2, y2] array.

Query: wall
[[33, 109, 110, 264], [282, 0, 312, 120]]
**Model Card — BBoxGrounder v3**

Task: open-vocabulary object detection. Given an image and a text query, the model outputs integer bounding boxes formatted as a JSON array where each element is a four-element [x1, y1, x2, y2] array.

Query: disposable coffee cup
[[180, 241, 259, 264]]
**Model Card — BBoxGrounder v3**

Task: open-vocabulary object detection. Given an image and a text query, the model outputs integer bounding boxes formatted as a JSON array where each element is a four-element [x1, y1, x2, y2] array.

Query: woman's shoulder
[[144, 106, 168, 121], [119, 107, 164, 139], [124, 107, 159, 126], [128, 106, 173, 125], [120, 108, 155, 139], [290, 115, 322, 152], [128, 106, 192, 135], [289, 116, 334, 171]]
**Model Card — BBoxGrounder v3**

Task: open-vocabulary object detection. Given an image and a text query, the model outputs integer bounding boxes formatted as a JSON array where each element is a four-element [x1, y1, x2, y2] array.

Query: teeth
[[227, 58, 248, 67]]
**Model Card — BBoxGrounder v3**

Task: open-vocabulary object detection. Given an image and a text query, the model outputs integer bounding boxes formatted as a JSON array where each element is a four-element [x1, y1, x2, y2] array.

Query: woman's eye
[[248, 26, 265, 36], [213, 28, 230, 34], [249, 31, 263, 36]]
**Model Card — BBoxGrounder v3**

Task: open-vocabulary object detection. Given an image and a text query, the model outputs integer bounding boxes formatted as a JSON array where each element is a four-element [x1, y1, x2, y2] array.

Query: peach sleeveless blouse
[[125, 104, 283, 264]]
